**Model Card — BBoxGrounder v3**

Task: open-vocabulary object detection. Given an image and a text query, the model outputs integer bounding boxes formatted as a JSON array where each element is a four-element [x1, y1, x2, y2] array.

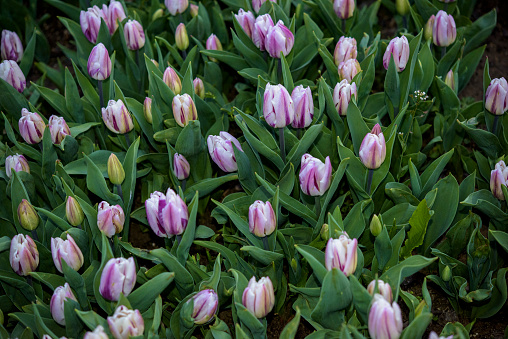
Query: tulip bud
[[80, 6, 106, 44], [107, 0, 127, 35], [151, 58, 159, 67], [175, 23, 189, 50], [145, 188, 189, 237], [333, 79, 357, 116], [424, 15, 435, 41], [383, 36, 409, 72], [66, 196, 85, 227], [97, 201, 125, 237], [1, 30, 23, 62], [252, 0, 276, 13], [359, 124, 387, 170], [18, 108, 45, 144], [334, 36, 357, 66], [108, 153, 125, 185], [252, 14, 274, 51], [18, 199, 39, 231], [152, 8, 164, 21], [370, 214, 382, 237], [99, 257, 136, 301], [50, 283, 78, 326], [5, 154, 30, 178], [51, 234, 84, 273], [299, 154, 333, 196], [87, 43, 112, 81], [9, 234, 39, 276], [485, 78, 508, 115], [324, 233, 358, 276], [206, 34, 222, 62], [108, 305, 144, 339], [124, 20, 145, 51], [445, 70, 456, 92], [143, 97, 153, 123], [320, 224, 330, 240], [265, 20, 294, 58], [291, 85, 314, 129], [186, 289, 219, 324], [193, 78, 205, 99], [263, 83, 294, 128], [367, 279, 393, 303], [395, 0, 410, 16], [163, 66, 182, 94], [490, 160, 508, 200], [433, 10, 456, 47], [102, 99, 134, 134], [333, 0, 355, 20], [173, 153, 190, 180], [84, 325, 109, 339], [0, 60, 26, 93], [165, 0, 189, 16], [249, 200, 276, 237], [429, 331, 454, 339], [242, 276, 275, 318], [48, 115, 71, 145], [235, 9, 256, 38], [207, 132, 244, 172], [172, 94, 198, 127], [190, 4, 199, 17], [338, 58, 361, 83], [441, 265, 452, 282], [368, 294, 403, 339]]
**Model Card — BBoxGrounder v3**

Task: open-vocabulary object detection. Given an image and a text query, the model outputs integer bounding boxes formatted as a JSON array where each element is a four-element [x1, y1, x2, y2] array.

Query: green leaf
[[176, 192, 199, 264], [240, 246, 284, 265], [128, 272, 175, 313], [490, 230, 508, 253], [295, 244, 327, 284], [401, 199, 432, 258], [84, 154, 123, 206], [400, 312, 433, 339], [280, 307, 301, 338], [374, 227, 393, 271], [150, 248, 194, 297]]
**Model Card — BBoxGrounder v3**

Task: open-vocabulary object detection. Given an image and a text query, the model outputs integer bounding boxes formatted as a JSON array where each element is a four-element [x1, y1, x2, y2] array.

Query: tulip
[[48, 115, 71, 145], [50, 283, 78, 326], [383, 36, 409, 72], [252, 14, 274, 51], [206, 34, 222, 61], [18, 199, 39, 231], [252, 0, 276, 13], [424, 15, 435, 41], [18, 108, 45, 144], [338, 58, 361, 83], [369, 214, 382, 237], [368, 294, 403, 339], [395, 0, 410, 16], [441, 265, 452, 282], [102, 99, 134, 134], [235, 9, 255, 38], [124, 20, 145, 51], [207, 132, 244, 172], [84, 325, 109, 339], [107, 0, 127, 35], [190, 4, 199, 17], [193, 78, 205, 99], [173, 153, 190, 180], [165, 0, 189, 16], [299, 154, 333, 196], [187, 289, 219, 324], [325, 233, 358, 276], [242, 276, 275, 318], [445, 70, 455, 91], [333, 0, 355, 20], [490, 160, 508, 200], [1, 30, 23, 62], [97, 201, 125, 237], [263, 83, 294, 128], [99, 257, 136, 301], [485, 78, 508, 115], [5, 154, 30, 178], [265, 20, 294, 58], [87, 43, 112, 81], [249, 200, 276, 237], [143, 97, 153, 123], [428, 332, 453, 339], [51, 235, 84, 273], [172, 94, 198, 127], [359, 124, 386, 170], [163, 66, 182, 94], [145, 188, 189, 237], [334, 36, 357, 66], [333, 79, 357, 116], [291, 85, 314, 128], [66, 196, 85, 227], [367, 279, 393, 303], [0, 60, 26, 92], [175, 23, 189, 50], [80, 6, 105, 44], [433, 10, 456, 47], [10, 234, 38, 276], [108, 153, 125, 185]]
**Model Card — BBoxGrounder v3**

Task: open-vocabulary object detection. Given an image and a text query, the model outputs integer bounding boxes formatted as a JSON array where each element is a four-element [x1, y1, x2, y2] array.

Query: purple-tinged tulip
[[333, 79, 357, 116], [299, 154, 333, 196], [99, 257, 136, 301], [9, 234, 38, 276], [187, 289, 219, 324], [252, 14, 274, 51], [97, 201, 125, 237], [87, 43, 111, 80], [193, 77, 205, 99], [263, 83, 294, 128], [190, 4, 199, 17], [242, 276, 275, 318], [50, 283, 77, 326], [338, 58, 361, 83], [383, 36, 409, 72], [6, 154, 30, 178], [173, 153, 190, 180], [18, 199, 39, 231], [48, 115, 71, 145], [252, 0, 276, 13], [485, 78, 508, 115], [124, 20, 145, 51], [334, 36, 357, 66], [106, 0, 127, 35], [80, 6, 106, 43], [325, 234, 358, 276], [249, 200, 276, 237], [1, 30, 23, 62], [428, 332, 453, 339], [265, 20, 294, 58], [108, 306, 144, 339], [0, 60, 26, 92], [368, 294, 403, 339], [206, 34, 223, 61], [144, 97, 152, 123], [66, 196, 85, 227], [18, 108, 45, 144], [207, 131, 244, 172], [433, 10, 456, 47], [163, 66, 182, 94], [367, 279, 393, 303], [291, 85, 313, 128], [84, 326, 108, 339], [445, 70, 455, 91], [145, 188, 189, 237], [102, 99, 134, 134], [51, 235, 84, 273], [424, 15, 435, 41], [172, 93, 198, 127], [359, 124, 386, 169], [175, 23, 189, 50], [490, 160, 508, 200], [165, 0, 189, 16], [235, 9, 255, 38], [108, 154, 125, 185], [334, 0, 355, 19]]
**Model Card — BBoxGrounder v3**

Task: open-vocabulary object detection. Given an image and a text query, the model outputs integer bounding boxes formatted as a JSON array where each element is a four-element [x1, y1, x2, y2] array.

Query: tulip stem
[[315, 197, 321, 218], [38, 143, 43, 152], [297, 129, 302, 139], [26, 276, 32, 287], [279, 128, 286, 163], [492, 115, 500, 136], [262, 237, 270, 251], [278, 58, 282, 84], [342, 19, 346, 34], [176, 234, 182, 245], [366, 169, 374, 194], [116, 184, 123, 201], [31, 230, 38, 242], [98, 80, 104, 108], [181, 49, 187, 60], [124, 133, 131, 148], [444, 3, 449, 11], [402, 16, 408, 31], [181, 179, 187, 192], [441, 47, 447, 59], [135, 49, 141, 92]]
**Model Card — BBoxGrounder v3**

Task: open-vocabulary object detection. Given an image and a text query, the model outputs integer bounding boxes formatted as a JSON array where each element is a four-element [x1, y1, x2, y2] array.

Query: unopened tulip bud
[[265, 20, 294, 58], [445, 70, 455, 91], [173, 153, 190, 180], [0, 60, 26, 93], [163, 66, 182, 94], [102, 99, 134, 134], [193, 78, 205, 99], [370, 214, 382, 236], [97, 201, 125, 237], [333, 79, 357, 116], [424, 15, 435, 41], [291, 85, 314, 128], [395, 0, 410, 16], [338, 58, 361, 83], [107, 0, 127, 35], [249, 200, 276, 237], [441, 265, 452, 282], [320, 224, 329, 240], [108, 153, 125, 185], [263, 83, 294, 128], [383, 36, 409, 72], [124, 20, 145, 51], [51, 234, 84, 273], [66, 196, 84, 227], [48, 115, 71, 145], [84, 325, 109, 339], [145, 188, 189, 237], [235, 9, 256, 38], [186, 289, 218, 324], [367, 279, 393, 303], [18, 199, 39, 231], [152, 8, 164, 21], [175, 23, 189, 50], [490, 161, 508, 200], [99, 257, 136, 301], [143, 97, 153, 123], [108, 306, 144, 339], [80, 6, 106, 44], [207, 132, 244, 172], [1, 30, 23, 62], [10, 234, 39, 276], [368, 294, 403, 339], [172, 93, 198, 127], [87, 43, 112, 81], [252, 14, 274, 51], [242, 276, 275, 318], [485, 78, 508, 115], [433, 10, 456, 47], [165, 0, 189, 16], [334, 36, 357, 66], [252, 0, 276, 13], [325, 233, 358, 276], [333, 0, 355, 20], [190, 4, 199, 17], [18, 108, 45, 144], [50, 283, 78, 326], [359, 124, 386, 169], [6, 154, 30, 178], [206, 34, 222, 62], [299, 154, 332, 196]]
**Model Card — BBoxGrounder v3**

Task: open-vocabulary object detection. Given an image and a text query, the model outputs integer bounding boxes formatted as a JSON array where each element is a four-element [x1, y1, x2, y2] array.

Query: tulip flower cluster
[[80, 0, 126, 43]]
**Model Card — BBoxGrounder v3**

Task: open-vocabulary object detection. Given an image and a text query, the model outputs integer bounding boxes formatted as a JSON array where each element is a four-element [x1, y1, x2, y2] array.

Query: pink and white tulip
[[333, 79, 357, 116], [265, 20, 294, 58], [188, 289, 219, 324], [165, 0, 189, 16], [490, 160, 508, 200], [51, 234, 84, 273], [172, 93, 198, 127], [299, 154, 333, 196], [485, 78, 508, 115], [235, 9, 256, 38], [87, 43, 112, 80], [252, 14, 274, 51], [333, 0, 355, 19], [99, 257, 136, 301], [145, 188, 189, 237], [173, 153, 190, 180], [108, 305, 144, 339], [5, 154, 30, 178], [48, 115, 71, 145], [433, 10, 456, 47], [291, 85, 314, 128], [367, 279, 393, 303], [263, 83, 294, 128], [50, 283, 77, 326], [124, 20, 145, 51], [368, 294, 403, 339], [359, 124, 386, 169], [249, 200, 276, 237], [338, 58, 361, 83], [1, 30, 23, 62], [101, 99, 134, 134], [106, 0, 127, 35], [207, 132, 244, 172], [242, 276, 275, 318], [18, 108, 45, 144], [383, 36, 409, 72], [80, 6, 106, 43], [97, 201, 125, 237], [334, 36, 357, 66], [10, 234, 39, 276], [324, 233, 358, 276], [0, 60, 26, 92]]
